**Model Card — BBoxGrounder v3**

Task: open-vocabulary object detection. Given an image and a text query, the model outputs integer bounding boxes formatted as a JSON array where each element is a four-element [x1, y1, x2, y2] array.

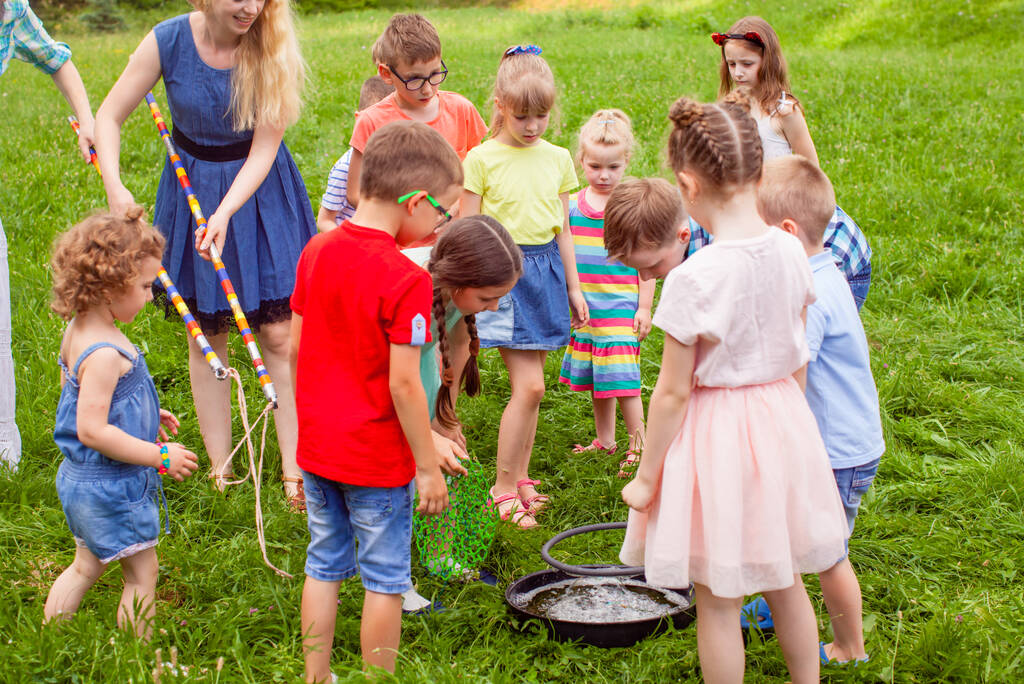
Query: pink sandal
[[488, 488, 536, 529], [516, 478, 550, 515], [572, 438, 617, 455], [617, 450, 640, 479]]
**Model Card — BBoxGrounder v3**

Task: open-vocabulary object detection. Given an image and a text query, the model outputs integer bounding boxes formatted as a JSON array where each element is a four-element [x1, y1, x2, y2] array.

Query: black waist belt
[[172, 127, 253, 162]]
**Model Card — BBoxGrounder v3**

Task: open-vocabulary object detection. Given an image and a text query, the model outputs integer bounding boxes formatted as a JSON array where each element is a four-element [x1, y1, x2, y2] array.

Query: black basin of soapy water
[[504, 522, 695, 648]]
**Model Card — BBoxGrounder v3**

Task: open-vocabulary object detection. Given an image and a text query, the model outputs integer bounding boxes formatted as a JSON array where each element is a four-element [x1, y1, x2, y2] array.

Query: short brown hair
[[359, 120, 463, 201], [604, 178, 687, 261], [757, 155, 836, 245], [51, 206, 164, 320], [358, 75, 394, 111], [373, 13, 441, 67]]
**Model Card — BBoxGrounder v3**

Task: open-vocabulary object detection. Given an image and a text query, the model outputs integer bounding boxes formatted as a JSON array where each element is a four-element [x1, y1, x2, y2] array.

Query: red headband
[[711, 31, 764, 47]]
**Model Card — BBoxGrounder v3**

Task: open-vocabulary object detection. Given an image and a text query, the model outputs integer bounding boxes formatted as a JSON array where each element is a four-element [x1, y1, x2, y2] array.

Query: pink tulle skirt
[[620, 377, 849, 598]]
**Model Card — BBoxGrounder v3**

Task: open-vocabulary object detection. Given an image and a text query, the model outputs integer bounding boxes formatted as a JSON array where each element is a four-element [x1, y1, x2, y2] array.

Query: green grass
[[2, 0, 1023, 681]]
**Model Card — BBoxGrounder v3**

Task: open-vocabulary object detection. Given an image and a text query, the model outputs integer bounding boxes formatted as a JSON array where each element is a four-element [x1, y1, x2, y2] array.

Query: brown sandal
[[208, 472, 232, 493], [617, 450, 640, 479], [282, 476, 306, 512]]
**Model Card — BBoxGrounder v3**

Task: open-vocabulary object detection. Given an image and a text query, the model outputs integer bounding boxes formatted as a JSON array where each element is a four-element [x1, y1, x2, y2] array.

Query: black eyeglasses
[[397, 191, 453, 229], [387, 60, 448, 91]]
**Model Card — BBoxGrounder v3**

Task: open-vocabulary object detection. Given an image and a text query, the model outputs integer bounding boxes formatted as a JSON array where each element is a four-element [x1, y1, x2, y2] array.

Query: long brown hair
[[490, 46, 556, 135], [716, 16, 799, 115], [427, 216, 522, 428]]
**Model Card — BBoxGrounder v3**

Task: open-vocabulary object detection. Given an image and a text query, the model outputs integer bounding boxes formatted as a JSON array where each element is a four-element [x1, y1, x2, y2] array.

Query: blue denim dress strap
[[65, 341, 136, 381]]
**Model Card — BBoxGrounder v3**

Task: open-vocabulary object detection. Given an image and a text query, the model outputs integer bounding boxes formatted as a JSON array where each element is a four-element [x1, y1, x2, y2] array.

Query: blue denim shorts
[[56, 460, 161, 564], [833, 457, 880, 537], [847, 264, 871, 311], [302, 470, 414, 594], [477, 240, 571, 350]]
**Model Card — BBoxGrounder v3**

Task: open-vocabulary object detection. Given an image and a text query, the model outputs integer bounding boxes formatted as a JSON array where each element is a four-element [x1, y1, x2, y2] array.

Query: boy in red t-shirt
[[290, 121, 466, 681], [345, 13, 487, 208]]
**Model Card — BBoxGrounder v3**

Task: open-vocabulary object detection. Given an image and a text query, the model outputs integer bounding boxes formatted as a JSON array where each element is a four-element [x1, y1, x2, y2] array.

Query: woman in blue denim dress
[[43, 209, 198, 638]]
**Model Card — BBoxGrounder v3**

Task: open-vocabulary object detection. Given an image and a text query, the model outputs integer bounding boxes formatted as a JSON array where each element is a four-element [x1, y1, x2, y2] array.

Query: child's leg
[[617, 395, 646, 451], [188, 332, 232, 485], [43, 545, 106, 622], [591, 395, 617, 449], [256, 319, 301, 496], [361, 590, 402, 674], [302, 577, 341, 683], [494, 349, 547, 496], [118, 547, 158, 639], [819, 558, 866, 661], [762, 576, 820, 684], [692, 583, 745, 683]]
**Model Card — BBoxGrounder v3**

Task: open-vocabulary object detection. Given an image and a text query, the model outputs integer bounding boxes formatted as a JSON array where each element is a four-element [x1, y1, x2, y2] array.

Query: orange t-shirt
[[349, 90, 488, 160]]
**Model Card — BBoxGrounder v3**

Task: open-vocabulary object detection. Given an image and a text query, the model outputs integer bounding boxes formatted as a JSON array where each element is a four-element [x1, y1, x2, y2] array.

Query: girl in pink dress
[[616, 91, 848, 683]]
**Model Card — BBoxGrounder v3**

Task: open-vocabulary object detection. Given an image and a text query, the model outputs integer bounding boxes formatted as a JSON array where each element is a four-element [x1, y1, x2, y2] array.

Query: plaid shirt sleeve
[[823, 206, 872, 280], [1, 0, 71, 77], [687, 217, 712, 257]]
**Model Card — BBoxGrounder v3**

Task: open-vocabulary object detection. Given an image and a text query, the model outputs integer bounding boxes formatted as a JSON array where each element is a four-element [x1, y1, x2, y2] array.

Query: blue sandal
[[819, 641, 870, 666], [740, 596, 774, 631]]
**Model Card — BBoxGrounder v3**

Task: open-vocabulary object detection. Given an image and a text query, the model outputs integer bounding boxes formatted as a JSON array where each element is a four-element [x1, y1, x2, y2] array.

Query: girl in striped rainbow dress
[[559, 110, 655, 477]]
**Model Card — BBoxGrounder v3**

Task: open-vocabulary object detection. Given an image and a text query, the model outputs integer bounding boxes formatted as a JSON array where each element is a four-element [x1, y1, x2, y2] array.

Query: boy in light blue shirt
[[743, 155, 884, 666]]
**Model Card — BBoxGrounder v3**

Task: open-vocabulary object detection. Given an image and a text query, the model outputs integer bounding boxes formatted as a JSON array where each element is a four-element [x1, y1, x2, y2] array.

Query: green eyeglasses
[[397, 191, 453, 228]]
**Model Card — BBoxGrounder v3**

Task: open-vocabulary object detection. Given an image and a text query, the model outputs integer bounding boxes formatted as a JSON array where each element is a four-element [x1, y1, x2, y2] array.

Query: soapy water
[[513, 577, 691, 623]]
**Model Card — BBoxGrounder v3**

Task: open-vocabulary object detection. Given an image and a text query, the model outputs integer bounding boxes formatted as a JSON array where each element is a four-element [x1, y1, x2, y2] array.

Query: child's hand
[[107, 185, 138, 217], [157, 409, 180, 442], [431, 430, 469, 477], [415, 468, 450, 516], [633, 308, 652, 341], [621, 476, 657, 512], [75, 117, 96, 164], [162, 443, 199, 482], [196, 211, 229, 261], [431, 418, 467, 450], [569, 288, 590, 329]]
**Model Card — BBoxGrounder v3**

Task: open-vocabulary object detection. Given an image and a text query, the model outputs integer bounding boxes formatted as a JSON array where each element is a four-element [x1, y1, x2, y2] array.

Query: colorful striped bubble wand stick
[[67, 116, 229, 381], [143, 92, 278, 408]]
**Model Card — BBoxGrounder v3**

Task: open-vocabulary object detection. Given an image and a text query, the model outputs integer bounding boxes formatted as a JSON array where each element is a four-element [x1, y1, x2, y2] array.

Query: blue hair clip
[[504, 45, 542, 57]]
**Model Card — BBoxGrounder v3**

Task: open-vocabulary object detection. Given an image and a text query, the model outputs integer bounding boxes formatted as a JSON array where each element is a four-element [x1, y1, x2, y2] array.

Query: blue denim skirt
[[477, 240, 571, 350], [56, 460, 161, 564]]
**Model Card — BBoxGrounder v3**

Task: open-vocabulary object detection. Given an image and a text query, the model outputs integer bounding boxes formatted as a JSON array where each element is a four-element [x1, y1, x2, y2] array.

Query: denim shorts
[[302, 470, 413, 594], [834, 457, 880, 537], [477, 240, 571, 350], [847, 264, 871, 311], [56, 460, 161, 564]]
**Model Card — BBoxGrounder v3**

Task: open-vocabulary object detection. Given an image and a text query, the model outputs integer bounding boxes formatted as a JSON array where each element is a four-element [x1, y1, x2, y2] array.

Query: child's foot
[[282, 476, 306, 512], [820, 641, 870, 666], [488, 488, 537, 529], [516, 478, 549, 515], [572, 438, 617, 455], [208, 472, 232, 493], [616, 450, 640, 478]]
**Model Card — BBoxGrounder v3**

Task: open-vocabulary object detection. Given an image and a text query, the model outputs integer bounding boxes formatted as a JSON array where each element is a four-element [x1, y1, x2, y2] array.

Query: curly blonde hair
[[51, 206, 165, 321]]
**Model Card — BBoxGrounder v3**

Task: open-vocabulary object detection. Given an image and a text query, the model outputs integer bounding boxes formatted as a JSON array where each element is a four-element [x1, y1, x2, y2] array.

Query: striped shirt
[[320, 147, 356, 225], [1, 0, 71, 76]]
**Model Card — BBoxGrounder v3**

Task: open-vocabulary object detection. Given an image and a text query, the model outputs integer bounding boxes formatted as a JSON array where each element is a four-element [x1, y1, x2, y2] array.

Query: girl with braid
[[397, 215, 521, 613], [614, 91, 847, 683]]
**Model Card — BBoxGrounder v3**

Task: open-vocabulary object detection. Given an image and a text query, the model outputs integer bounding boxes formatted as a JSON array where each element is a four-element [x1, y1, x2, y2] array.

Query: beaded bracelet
[[156, 442, 170, 474]]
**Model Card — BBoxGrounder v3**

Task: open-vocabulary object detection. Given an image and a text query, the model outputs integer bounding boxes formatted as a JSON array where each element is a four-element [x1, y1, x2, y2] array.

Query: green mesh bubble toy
[[413, 456, 498, 581]]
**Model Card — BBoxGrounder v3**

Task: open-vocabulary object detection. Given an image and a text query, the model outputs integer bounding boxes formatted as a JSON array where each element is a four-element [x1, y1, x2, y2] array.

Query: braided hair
[[427, 216, 522, 428], [666, 89, 763, 194]]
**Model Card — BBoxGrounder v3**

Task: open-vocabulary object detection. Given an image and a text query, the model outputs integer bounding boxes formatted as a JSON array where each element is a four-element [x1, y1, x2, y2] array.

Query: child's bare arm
[[779, 105, 820, 167], [459, 190, 481, 218], [634, 276, 656, 341], [50, 60, 94, 162], [76, 349, 197, 480], [346, 150, 362, 208], [389, 343, 449, 515], [621, 334, 696, 512], [316, 206, 339, 232]]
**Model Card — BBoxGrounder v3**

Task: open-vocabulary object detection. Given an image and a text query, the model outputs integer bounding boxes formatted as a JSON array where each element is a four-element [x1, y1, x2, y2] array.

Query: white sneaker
[[401, 588, 432, 613]]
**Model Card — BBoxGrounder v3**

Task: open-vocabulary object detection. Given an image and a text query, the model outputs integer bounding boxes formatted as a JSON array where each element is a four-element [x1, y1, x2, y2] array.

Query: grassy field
[[2, 0, 1023, 681]]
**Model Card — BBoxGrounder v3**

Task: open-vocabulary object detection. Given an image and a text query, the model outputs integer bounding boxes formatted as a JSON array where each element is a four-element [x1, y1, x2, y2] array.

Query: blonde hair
[[490, 46, 556, 135], [51, 206, 165, 320], [667, 90, 763, 195], [576, 108, 635, 165], [372, 13, 441, 67], [359, 121, 463, 201], [757, 155, 835, 245], [716, 16, 800, 115], [192, 0, 305, 130], [604, 178, 687, 261]]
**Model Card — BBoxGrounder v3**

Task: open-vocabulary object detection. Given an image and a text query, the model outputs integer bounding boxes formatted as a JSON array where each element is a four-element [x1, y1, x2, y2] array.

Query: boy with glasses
[[344, 13, 487, 210]]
